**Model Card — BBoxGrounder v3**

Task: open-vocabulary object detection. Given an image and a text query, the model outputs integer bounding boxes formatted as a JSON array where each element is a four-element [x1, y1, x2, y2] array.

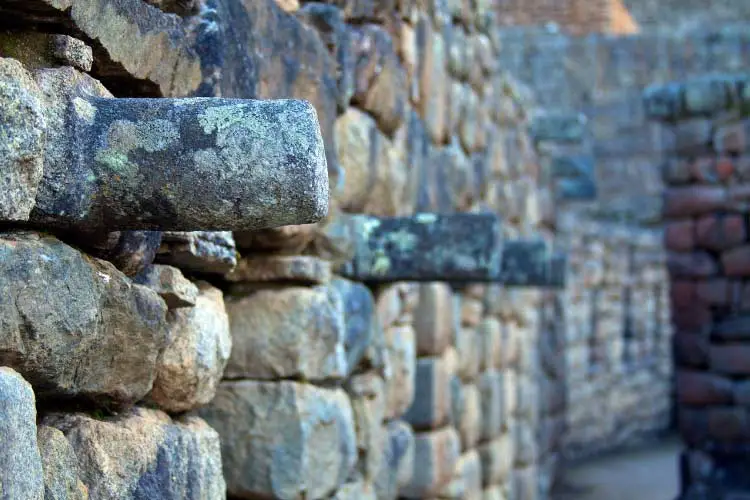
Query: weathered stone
[[333, 481, 378, 500], [50, 35, 93, 72], [499, 240, 567, 288], [199, 381, 356, 499], [350, 24, 407, 135], [513, 421, 537, 466], [478, 435, 512, 487], [374, 420, 415, 500], [45, 408, 225, 500], [428, 140, 476, 212], [0, 58, 45, 221], [403, 356, 452, 430], [335, 108, 405, 215], [414, 283, 454, 356], [478, 317, 502, 371], [455, 327, 481, 382], [479, 371, 504, 441], [134, 264, 198, 309], [375, 284, 404, 329], [27, 69, 328, 231], [157, 231, 237, 275], [336, 213, 502, 283], [331, 278, 380, 374], [418, 17, 449, 144], [0, 232, 168, 408], [80, 231, 163, 278], [37, 426, 88, 500], [513, 465, 538, 500], [438, 450, 483, 500], [142, 0, 199, 15], [346, 373, 386, 482], [234, 223, 319, 253], [400, 427, 461, 498], [148, 283, 231, 413], [224, 285, 346, 382], [0, 367, 45, 500], [530, 113, 587, 143], [384, 325, 417, 419], [226, 255, 332, 284], [458, 383, 481, 451]]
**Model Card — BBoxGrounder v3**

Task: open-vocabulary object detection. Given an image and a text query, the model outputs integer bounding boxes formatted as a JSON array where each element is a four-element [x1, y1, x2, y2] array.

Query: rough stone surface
[[414, 283, 455, 356], [384, 324, 417, 419], [400, 427, 461, 498], [37, 425, 88, 500], [134, 264, 198, 309], [226, 255, 332, 284], [374, 420, 416, 500], [0, 232, 168, 408], [50, 35, 93, 72], [0, 367, 45, 500], [403, 356, 452, 430], [148, 283, 232, 414], [224, 285, 346, 381], [479, 435, 513, 487], [0, 57, 45, 222], [44, 408, 225, 500], [338, 213, 502, 282], [157, 231, 238, 275], [198, 380, 356, 499], [330, 278, 380, 374]]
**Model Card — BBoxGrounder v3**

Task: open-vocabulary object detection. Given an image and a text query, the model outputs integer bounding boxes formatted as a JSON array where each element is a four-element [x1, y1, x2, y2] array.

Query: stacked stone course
[[647, 75, 750, 498]]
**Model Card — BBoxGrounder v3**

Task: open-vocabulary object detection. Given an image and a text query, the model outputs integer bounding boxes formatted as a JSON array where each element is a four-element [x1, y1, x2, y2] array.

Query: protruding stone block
[[331, 278, 380, 375], [198, 381, 356, 499], [223, 285, 346, 382], [400, 427, 461, 498], [346, 373, 386, 481], [226, 255, 332, 284], [499, 241, 567, 288], [374, 420, 415, 500], [478, 435, 513, 487], [414, 283, 455, 356], [37, 426, 88, 500], [438, 450, 483, 500], [336, 213, 502, 282], [530, 112, 587, 143], [0, 232, 168, 408], [156, 231, 237, 275], [0, 367, 45, 500], [403, 356, 452, 431], [45, 409, 225, 500], [26, 91, 329, 231]]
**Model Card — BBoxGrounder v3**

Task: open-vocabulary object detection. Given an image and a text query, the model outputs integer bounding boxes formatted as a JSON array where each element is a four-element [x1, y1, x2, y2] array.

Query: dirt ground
[[552, 436, 681, 500]]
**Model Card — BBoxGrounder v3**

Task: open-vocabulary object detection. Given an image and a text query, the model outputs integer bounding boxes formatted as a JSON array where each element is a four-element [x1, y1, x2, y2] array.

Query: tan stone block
[[384, 325, 417, 420], [478, 435, 512, 487], [225, 255, 331, 284], [198, 381, 356, 499], [347, 373, 386, 481], [457, 383, 481, 451], [461, 296, 484, 327], [478, 317, 502, 371], [224, 285, 346, 382], [459, 87, 480, 153], [455, 327, 480, 382], [513, 421, 537, 467], [414, 283, 454, 356], [400, 427, 461, 498], [375, 284, 403, 329], [437, 449, 482, 499], [417, 16, 448, 144], [333, 481, 377, 500], [447, 25, 468, 80], [483, 485, 507, 500], [513, 465, 539, 500]]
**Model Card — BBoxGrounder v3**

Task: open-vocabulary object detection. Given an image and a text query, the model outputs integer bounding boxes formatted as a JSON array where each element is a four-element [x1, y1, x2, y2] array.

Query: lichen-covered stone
[[0, 232, 168, 408], [37, 426, 89, 500], [331, 278, 380, 374], [44, 409, 225, 500], [0, 57, 45, 222], [134, 264, 198, 309], [0, 367, 45, 500], [400, 427, 461, 498], [157, 231, 237, 275], [224, 285, 347, 381], [30, 70, 329, 231], [499, 240, 566, 288], [148, 283, 231, 414], [198, 380, 356, 499], [82, 231, 163, 278], [336, 213, 502, 283], [226, 255, 332, 284]]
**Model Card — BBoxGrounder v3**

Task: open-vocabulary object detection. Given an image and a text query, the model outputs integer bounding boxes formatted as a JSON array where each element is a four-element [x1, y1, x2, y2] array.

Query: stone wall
[[0, 1, 562, 499], [622, 0, 750, 34], [647, 75, 750, 499], [495, 0, 637, 35]]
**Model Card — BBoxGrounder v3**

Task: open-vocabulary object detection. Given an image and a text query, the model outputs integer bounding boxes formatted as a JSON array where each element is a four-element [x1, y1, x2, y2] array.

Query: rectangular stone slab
[[336, 213, 503, 283], [498, 240, 567, 288]]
